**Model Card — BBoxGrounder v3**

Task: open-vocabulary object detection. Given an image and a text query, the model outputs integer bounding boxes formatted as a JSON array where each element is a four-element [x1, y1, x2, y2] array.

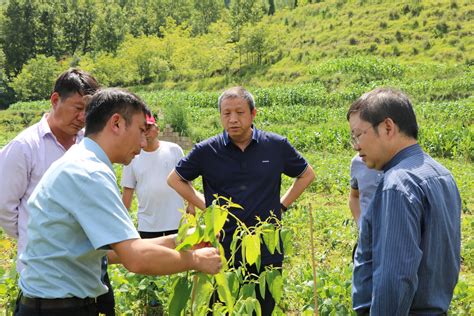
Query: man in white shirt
[[0, 69, 99, 272], [121, 113, 185, 238]]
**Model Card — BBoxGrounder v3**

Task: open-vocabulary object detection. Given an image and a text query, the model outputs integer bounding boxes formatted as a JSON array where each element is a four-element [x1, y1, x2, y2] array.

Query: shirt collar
[[83, 137, 114, 172], [382, 143, 422, 172], [39, 113, 85, 142], [222, 125, 259, 146], [38, 114, 52, 138]]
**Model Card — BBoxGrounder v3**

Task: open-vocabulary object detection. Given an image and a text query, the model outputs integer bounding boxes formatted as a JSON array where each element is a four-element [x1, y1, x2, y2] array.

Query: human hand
[[186, 203, 196, 215], [192, 247, 222, 274]]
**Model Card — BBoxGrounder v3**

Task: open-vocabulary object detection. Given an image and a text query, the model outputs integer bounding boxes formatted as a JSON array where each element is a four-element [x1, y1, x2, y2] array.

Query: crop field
[[0, 57, 473, 315]]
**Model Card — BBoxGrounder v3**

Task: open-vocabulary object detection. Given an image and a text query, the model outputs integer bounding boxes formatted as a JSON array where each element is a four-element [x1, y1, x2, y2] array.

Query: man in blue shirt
[[347, 88, 461, 315], [167, 86, 315, 315], [349, 154, 383, 226], [15, 88, 222, 316]]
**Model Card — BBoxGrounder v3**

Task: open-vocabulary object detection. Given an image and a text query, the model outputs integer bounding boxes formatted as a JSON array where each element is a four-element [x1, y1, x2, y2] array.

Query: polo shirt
[[175, 127, 308, 265], [350, 154, 383, 224]]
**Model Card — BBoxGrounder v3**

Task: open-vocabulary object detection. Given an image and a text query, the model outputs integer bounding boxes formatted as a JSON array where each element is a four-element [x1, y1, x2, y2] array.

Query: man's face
[[349, 112, 387, 170], [220, 97, 256, 141], [145, 123, 159, 142], [120, 113, 147, 165], [50, 92, 87, 136]]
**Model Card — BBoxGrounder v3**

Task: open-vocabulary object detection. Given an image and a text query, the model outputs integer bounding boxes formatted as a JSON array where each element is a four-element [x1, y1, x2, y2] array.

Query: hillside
[[0, 0, 472, 105]]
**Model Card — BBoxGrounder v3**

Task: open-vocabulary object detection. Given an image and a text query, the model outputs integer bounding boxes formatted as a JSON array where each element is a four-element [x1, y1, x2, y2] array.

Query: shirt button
[[239, 185, 247, 191]]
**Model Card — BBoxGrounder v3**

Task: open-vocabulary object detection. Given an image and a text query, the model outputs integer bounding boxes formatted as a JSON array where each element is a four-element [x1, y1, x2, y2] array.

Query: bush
[[9, 55, 62, 101]]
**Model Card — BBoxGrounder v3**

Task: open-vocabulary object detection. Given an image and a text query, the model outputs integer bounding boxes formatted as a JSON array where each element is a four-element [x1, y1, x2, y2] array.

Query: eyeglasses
[[350, 125, 374, 147]]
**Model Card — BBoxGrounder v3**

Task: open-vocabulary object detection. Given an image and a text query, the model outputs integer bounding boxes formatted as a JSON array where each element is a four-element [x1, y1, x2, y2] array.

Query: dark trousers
[[139, 229, 179, 239], [248, 262, 282, 316], [97, 271, 115, 316], [15, 293, 98, 316]]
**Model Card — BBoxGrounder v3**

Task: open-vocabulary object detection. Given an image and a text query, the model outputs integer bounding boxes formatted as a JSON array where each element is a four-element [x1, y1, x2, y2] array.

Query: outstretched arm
[[109, 238, 222, 275]]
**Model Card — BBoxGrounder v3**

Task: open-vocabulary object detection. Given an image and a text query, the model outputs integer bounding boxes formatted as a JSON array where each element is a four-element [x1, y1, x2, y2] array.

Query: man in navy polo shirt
[[168, 86, 315, 315]]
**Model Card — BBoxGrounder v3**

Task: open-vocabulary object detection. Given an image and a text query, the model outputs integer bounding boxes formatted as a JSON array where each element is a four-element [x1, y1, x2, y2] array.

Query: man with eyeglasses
[[347, 88, 461, 315]]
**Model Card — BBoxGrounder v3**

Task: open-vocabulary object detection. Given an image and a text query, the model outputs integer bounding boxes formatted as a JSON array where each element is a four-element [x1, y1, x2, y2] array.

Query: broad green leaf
[[243, 235, 260, 266], [176, 227, 202, 251], [215, 271, 234, 312], [275, 229, 282, 254], [205, 205, 229, 239], [218, 243, 229, 270], [168, 276, 192, 316], [239, 283, 255, 299], [266, 270, 283, 304], [226, 271, 240, 298], [280, 228, 293, 255], [192, 273, 214, 315], [213, 206, 228, 236], [262, 225, 276, 254]]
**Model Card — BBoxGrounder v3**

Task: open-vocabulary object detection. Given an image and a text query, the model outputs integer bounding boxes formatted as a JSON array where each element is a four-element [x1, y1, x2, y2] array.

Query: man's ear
[[110, 113, 122, 133], [382, 117, 397, 137], [50, 92, 60, 110], [251, 107, 257, 119]]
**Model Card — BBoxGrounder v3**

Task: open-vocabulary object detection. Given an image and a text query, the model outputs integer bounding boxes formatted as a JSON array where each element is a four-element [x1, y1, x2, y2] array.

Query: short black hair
[[85, 88, 149, 136], [53, 68, 100, 98], [346, 87, 418, 139], [218, 86, 255, 112]]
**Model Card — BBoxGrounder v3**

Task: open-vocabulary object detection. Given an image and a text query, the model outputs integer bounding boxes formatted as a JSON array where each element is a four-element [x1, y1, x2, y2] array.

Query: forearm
[[349, 190, 361, 224], [281, 165, 315, 208], [121, 187, 134, 210], [112, 239, 196, 275], [0, 205, 19, 238], [168, 171, 206, 210]]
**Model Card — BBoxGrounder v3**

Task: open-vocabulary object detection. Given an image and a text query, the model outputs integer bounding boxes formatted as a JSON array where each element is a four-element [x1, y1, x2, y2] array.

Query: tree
[[228, 0, 265, 41], [0, 49, 15, 109], [190, 0, 223, 35], [35, 1, 62, 58], [268, 0, 275, 15], [92, 2, 126, 53], [1, 0, 38, 75], [9, 55, 62, 101]]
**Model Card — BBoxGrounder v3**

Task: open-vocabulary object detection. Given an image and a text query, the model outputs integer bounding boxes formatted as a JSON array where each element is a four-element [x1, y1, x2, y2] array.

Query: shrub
[[9, 55, 62, 101]]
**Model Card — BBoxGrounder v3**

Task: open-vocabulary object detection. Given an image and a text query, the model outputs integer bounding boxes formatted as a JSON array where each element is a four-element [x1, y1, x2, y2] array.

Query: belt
[[20, 295, 97, 309]]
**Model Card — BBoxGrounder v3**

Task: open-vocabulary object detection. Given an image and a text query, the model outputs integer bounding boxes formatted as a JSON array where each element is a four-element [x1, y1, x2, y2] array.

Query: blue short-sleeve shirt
[[19, 138, 139, 299], [175, 127, 308, 264]]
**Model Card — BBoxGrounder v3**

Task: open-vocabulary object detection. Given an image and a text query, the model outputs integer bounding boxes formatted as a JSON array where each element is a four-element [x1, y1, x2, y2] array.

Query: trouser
[[14, 292, 98, 316], [97, 270, 115, 316], [209, 262, 282, 316], [356, 308, 447, 316], [139, 229, 179, 239]]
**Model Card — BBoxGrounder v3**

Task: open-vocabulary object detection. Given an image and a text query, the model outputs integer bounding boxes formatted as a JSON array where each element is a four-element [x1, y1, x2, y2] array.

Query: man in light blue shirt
[[16, 88, 222, 316], [349, 154, 383, 226], [347, 88, 461, 315]]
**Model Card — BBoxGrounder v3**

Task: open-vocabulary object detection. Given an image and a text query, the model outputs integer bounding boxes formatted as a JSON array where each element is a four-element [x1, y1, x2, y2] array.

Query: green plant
[[168, 196, 286, 315]]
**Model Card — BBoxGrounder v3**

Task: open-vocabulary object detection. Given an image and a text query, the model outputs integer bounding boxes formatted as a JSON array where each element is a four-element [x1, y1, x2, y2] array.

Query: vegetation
[[0, 0, 473, 108]]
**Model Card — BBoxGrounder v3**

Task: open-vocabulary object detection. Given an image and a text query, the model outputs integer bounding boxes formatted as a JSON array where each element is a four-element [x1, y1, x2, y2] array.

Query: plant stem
[[190, 273, 198, 316], [309, 204, 319, 316]]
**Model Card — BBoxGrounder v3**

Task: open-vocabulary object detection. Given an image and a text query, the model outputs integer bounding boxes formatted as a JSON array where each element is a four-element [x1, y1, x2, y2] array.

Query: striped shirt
[[352, 144, 461, 315]]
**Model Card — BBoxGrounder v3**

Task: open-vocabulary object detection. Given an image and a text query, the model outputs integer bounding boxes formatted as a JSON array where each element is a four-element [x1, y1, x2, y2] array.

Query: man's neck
[[230, 129, 253, 152], [47, 116, 76, 150], [144, 139, 160, 152]]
